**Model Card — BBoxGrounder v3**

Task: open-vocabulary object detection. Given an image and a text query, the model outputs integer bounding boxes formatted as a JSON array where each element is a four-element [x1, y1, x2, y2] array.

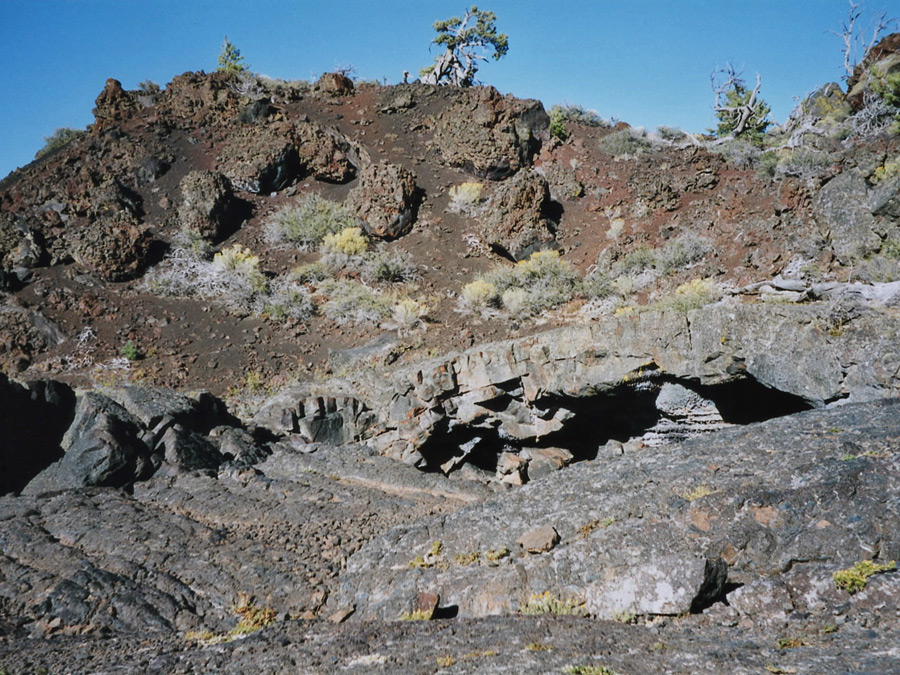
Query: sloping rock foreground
[[2, 615, 899, 674], [0, 400, 898, 673], [332, 399, 900, 623]]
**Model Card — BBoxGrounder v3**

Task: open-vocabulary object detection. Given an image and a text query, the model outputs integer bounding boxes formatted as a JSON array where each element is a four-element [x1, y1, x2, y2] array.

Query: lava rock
[[348, 161, 421, 239], [177, 170, 238, 242], [481, 169, 557, 260]]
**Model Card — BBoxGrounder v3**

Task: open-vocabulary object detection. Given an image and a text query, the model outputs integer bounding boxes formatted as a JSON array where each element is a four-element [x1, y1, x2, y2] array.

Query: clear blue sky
[[1, 0, 897, 179]]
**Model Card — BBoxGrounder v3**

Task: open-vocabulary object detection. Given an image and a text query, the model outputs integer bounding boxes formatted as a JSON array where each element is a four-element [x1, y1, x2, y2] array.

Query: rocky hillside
[[2, 36, 900, 673]]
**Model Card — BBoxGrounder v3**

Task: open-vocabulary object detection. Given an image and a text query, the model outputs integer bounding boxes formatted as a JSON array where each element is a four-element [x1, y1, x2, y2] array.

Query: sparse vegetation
[[447, 181, 485, 215], [597, 129, 650, 158], [35, 127, 85, 159], [832, 559, 896, 593]]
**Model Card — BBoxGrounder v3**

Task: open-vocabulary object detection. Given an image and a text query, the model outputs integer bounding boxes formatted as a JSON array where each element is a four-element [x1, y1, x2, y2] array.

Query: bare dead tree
[[711, 64, 770, 139], [829, 1, 897, 79]]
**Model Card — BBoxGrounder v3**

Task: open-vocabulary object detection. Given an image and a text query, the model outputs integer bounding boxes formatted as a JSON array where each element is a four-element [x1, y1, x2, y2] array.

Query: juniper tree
[[217, 36, 247, 74], [710, 64, 771, 143], [420, 6, 508, 87]]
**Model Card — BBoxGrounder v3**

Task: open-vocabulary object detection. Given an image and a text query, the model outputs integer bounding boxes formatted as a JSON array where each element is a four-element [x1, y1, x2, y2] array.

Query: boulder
[[155, 70, 242, 130], [0, 213, 44, 272], [812, 170, 881, 264], [22, 391, 156, 494], [481, 169, 557, 260], [156, 424, 225, 475], [432, 86, 549, 180], [0, 302, 66, 372], [217, 122, 302, 193], [317, 72, 354, 96], [347, 161, 420, 239], [177, 170, 238, 242], [871, 171, 900, 219], [66, 211, 153, 281], [294, 122, 357, 183]]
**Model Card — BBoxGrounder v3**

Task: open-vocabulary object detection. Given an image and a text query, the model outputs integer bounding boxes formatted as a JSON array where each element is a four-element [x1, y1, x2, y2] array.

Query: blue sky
[[1, 0, 897, 179]]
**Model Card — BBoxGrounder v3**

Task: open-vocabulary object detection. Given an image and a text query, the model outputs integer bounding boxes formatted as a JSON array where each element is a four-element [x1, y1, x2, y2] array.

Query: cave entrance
[[416, 375, 812, 479]]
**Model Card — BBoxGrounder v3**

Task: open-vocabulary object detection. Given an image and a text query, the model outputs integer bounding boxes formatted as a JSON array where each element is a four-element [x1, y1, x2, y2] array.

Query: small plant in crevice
[[409, 540, 445, 569], [832, 560, 896, 594], [518, 591, 587, 616], [231, 594, 276, 635], [677, 483, 719, 502], [564, 665, 620, 675], [399, 609, 433, 621]]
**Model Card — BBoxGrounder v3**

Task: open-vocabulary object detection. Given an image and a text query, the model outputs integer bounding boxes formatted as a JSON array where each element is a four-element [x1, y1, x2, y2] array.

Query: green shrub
[[661, 278, 719, 313], [264, 194, 362, 250], [597, 129, 650, 158], [261, 275, 316, 321], [657, 126, 688, 141], [612, 246, 656, 277], [459, 279, 500, 313], [321, 227, 368, 256], [142, 241, 269, 314], [35, 127, 85, 159], [709, 138, 760, 168], [317, 279, 392, 325], [581, 270, 613, 300], [387, 298, 428, 335], [483, 250, 580, 316], [549, 105, 569, 140], [120, 340, 142, 361], [361, 248, 419, 283], [654, 233, 712, 274], [289, 261, 332, 284], [551, 104, 607, 128]]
